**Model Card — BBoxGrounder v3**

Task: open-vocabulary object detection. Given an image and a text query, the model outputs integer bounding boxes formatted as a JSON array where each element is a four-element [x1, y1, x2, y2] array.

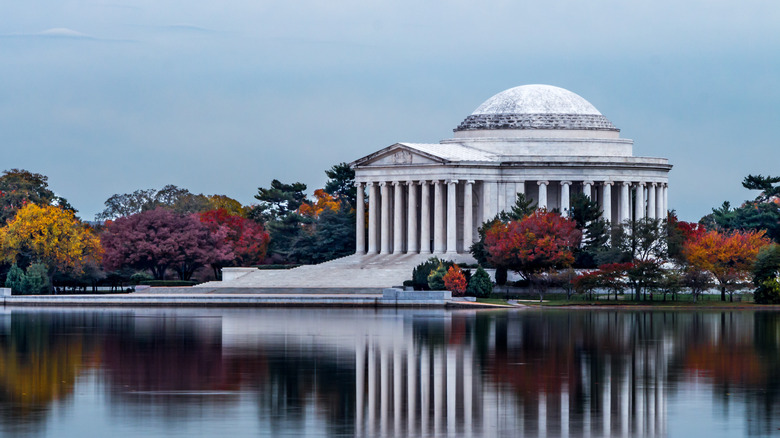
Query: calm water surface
[[0, 307, 778, 437]]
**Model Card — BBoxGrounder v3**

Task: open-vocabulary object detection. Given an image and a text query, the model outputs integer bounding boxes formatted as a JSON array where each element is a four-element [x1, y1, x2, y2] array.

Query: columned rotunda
[[351, 84, 672, 256]]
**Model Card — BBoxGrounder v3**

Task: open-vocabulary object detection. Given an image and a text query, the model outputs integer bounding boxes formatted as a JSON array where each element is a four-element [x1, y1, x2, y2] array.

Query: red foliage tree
[[101, 208, 222, 280], [485, 210, 581, 301], [199, 209, 270, 278], [443, 265, 467, 296]]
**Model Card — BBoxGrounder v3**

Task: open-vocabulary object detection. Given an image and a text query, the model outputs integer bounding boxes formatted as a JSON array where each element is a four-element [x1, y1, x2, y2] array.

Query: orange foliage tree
[[0, 204, 101, 290], [298, 189, 340, 219], [485, 210, 581, 301], [443, 265, 467, 296], [683, 229, 771, 301]]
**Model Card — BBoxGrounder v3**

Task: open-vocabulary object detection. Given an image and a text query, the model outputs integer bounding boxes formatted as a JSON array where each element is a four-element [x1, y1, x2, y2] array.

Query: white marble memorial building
[[351, 84, 672, 256]]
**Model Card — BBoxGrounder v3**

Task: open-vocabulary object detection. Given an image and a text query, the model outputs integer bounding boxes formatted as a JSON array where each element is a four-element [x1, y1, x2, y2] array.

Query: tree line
[[0, 164, 357, 293], [460, 174, 780, 303]]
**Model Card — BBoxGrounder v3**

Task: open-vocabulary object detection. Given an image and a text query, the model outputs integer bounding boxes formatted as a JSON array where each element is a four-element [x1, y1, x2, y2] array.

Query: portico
[[351, 85, 672, 256]]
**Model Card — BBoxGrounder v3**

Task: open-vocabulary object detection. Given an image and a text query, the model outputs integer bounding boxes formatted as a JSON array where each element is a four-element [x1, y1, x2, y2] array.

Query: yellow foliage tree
[[683, 229, 771, 301], [298, 189, 340, 218], [207, 195, 247, 217], [0, 204, 101, 290]]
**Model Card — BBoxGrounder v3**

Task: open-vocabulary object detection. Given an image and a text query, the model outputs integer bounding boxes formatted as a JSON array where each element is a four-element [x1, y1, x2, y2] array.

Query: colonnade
[[355, 179, 669, 255]]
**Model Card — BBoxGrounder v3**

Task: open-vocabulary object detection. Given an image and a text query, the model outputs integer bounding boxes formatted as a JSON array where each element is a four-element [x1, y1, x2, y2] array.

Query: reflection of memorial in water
[[353, 311, 675, 437]]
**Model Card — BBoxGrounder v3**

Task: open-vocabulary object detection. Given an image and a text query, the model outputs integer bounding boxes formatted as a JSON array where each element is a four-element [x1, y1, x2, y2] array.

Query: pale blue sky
[[1, 1, 778, 221]]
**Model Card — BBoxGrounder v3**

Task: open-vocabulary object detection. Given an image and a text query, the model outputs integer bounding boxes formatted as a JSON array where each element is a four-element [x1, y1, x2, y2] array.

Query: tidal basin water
[[1, 308, 779, 437]]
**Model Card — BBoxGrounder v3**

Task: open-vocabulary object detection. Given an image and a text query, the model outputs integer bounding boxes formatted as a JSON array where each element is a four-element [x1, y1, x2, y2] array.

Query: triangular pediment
[[351, 143, 448, 167]]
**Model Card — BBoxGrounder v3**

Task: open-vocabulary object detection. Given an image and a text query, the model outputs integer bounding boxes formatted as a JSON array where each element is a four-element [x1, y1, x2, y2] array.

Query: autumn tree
[[0, 169, 75, 224], [101, 209, 221, 280], [199, 209, 270, 278], [485, 210, 581, 302], [298, 189, 341, 219], [470, 193, 537, 266], [667, 211, 706, 263], [443, 265, 468, 296], [684, 229, 771, 301], [206, 195, 247, 217], [0, 204, 101, 292]]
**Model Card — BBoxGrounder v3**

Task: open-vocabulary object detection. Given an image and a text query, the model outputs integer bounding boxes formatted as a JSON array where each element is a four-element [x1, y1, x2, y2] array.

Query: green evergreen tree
[[253, 179, 309, 261], [289, 208, 356, 264], [323, 163, 356, 209], [570, 192, 609, 268], [466, 266, 493, 298], [22, 263, 50, 295], [5, 264, 25, 294]]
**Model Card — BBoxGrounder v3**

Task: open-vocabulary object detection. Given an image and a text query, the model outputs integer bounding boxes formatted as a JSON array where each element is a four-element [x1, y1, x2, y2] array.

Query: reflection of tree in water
[[0, 312, 100, 436]]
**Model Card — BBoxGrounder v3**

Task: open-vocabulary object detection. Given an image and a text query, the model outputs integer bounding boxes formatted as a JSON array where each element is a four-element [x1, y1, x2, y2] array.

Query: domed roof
[[455, 84, 618, 132]]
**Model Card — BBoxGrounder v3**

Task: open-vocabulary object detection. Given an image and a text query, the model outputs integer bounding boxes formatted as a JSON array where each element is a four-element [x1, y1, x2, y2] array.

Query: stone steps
[[196, 253, 477, 290]]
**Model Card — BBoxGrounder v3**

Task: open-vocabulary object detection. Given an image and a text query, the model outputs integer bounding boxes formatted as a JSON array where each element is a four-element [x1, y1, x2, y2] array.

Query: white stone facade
[[351, 85, 672, 255]]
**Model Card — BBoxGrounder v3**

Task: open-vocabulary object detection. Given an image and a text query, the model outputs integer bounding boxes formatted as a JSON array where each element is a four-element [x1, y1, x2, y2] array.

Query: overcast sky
[[1, 1, 778, 221]]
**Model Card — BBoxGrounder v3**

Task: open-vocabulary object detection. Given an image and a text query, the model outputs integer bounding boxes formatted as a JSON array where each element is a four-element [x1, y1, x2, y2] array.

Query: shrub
[[413, 257, 454, 290], [755, 278, 780, 305], [130, 272, 154, 284], [427, 263, 448, 290], [443, 265, 467, 296], [466, 266, 493, 298]]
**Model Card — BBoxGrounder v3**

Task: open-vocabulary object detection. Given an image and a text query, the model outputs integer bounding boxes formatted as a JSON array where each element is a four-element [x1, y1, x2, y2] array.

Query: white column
[[655, 183, 664, 219], [635, 182, 645, 220], [647, 182, 657, 220], [483, 181, 497, 221], [662, 183, 668, 219], [560, 181, 571, 215], [620, 182, 631, 223], [537, 180, 549, 210], [434, 181, 445, 253], [505, 181, 515, 211], [406, 181, 418, 253], [368, 182, 378, 254], [420, 181, 431, 254], [356, 182, 366, 254], [393, 182, 404, 254], [446, 180, 458, 254], [380, 182, 391, 254], [497, 181, 506, 213], [583, 180, 594, 199], [601, 182, 613, 223], [464, 180, 474, 249]]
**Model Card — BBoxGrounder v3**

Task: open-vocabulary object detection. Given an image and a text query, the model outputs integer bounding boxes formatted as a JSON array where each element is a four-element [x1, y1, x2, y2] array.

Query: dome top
[[455, 84, 618, 132]]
